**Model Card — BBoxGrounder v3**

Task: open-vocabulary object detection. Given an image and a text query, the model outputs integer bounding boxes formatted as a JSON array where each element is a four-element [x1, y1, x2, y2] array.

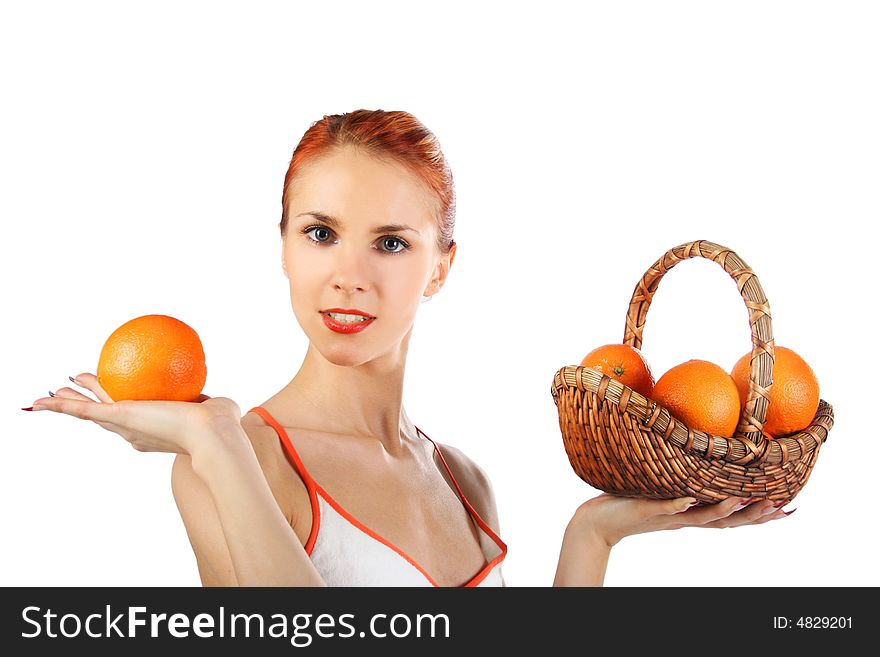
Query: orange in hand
[[652, 359, 741, 438], [580, 344, 655, 398], [730, 346, 819, 437], [97, 314, 207, 402]]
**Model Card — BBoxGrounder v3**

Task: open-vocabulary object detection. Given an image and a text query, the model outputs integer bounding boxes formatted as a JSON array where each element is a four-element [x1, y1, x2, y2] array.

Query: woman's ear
[[281, 240, 289, 278], [423, 242, 457, 298]]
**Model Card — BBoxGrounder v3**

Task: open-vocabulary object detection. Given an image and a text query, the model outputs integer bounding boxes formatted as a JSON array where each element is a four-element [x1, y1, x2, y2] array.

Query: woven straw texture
[[551, 240, 833, 503]]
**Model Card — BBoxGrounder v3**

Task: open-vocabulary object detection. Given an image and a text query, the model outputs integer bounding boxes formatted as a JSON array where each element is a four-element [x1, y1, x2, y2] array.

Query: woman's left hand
[[25, 373, 239, 456], [571, 493, 794, 548]]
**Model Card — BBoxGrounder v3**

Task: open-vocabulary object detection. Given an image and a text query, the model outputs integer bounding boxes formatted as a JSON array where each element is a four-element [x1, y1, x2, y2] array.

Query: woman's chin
[[317, 343, 375, 368]]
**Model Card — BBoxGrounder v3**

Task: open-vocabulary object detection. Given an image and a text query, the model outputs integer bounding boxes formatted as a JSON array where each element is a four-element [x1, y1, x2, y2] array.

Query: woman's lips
[[321, 312, 376, 334]]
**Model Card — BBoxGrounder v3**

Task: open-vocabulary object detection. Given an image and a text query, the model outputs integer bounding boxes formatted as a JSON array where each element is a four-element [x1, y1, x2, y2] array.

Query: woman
[[26, 110, 790, 586]]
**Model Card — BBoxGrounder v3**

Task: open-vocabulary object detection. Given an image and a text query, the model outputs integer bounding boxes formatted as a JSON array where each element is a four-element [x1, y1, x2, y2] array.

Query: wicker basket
[[551, 240, 834, 503]]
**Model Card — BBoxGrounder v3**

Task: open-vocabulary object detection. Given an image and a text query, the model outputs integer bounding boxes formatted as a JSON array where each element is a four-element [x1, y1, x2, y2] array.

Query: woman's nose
[[332, 248, 370, 294]]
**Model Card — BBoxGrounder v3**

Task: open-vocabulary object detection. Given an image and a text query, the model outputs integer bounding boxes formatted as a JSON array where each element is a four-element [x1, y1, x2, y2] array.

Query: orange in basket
[[731, 345, 820, 437], [652, 359, 741, 439], [580, 344, 655, 398]]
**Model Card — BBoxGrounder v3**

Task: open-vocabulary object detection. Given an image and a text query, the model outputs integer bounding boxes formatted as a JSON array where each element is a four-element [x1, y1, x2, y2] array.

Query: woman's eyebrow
[[297, 211, 341, 229], [297, 211, 420, 235], [373, 223, 420, 235]]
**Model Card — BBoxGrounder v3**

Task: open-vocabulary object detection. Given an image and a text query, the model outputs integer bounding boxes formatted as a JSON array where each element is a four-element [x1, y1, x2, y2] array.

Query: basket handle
[[623, 240, 773, 446]]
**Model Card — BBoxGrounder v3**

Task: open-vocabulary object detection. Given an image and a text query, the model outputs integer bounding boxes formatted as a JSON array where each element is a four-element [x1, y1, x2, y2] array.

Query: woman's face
[[282, 147, 454, 368]]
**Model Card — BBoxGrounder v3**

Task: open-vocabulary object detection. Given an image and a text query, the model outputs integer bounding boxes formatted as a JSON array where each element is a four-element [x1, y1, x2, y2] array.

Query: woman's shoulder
[[432, 441, 501, 536]]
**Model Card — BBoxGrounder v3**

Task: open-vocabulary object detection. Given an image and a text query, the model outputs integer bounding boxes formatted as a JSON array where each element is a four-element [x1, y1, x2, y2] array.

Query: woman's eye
[[380, 237, 407, 253], [306, 226, 334, 243]]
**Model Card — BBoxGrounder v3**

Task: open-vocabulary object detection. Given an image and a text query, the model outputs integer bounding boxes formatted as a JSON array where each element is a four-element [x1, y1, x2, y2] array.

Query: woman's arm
[[181, 419, 325, 587], [553, 508, 611, 586], [553, 493, 791, 586], [171, 453, 239, 585]]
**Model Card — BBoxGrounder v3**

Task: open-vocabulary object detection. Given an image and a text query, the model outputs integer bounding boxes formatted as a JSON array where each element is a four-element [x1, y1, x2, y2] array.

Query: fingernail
[[69, 376, 79, 385], [48, 390, 56, 397], [761, 504, 778, 515], [783, 508, 797, 516], [774, 500, 790, 508], [21, 406, 34, 411], [679, 497, 698, 511]]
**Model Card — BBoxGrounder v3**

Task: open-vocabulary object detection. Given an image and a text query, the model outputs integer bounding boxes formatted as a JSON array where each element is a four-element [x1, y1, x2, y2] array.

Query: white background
[[2, 1, 877, 587]]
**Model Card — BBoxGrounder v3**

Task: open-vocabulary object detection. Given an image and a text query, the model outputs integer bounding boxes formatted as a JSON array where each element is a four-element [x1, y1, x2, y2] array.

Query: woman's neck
[[270, 341, 417, 454]]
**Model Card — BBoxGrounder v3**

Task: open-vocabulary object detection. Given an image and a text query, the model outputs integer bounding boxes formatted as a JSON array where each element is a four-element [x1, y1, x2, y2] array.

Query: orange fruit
[[580, 344, 655, 398], [730, 346, 819, 437], [97, 314, 207, 402], [652, 359, 741, 438]]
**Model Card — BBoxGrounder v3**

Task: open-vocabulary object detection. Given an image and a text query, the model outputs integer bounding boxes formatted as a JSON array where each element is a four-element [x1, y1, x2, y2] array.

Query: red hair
[[280, 109, 456, 254]]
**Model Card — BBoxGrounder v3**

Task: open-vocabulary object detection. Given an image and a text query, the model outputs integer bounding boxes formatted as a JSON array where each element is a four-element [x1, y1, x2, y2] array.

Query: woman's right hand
[[27, 373, 243, 457]]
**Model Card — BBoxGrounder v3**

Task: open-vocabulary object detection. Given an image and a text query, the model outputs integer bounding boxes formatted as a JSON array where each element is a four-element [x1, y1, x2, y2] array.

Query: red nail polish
[[783, 508, 797, 516], [21, 407, 34, 411]]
